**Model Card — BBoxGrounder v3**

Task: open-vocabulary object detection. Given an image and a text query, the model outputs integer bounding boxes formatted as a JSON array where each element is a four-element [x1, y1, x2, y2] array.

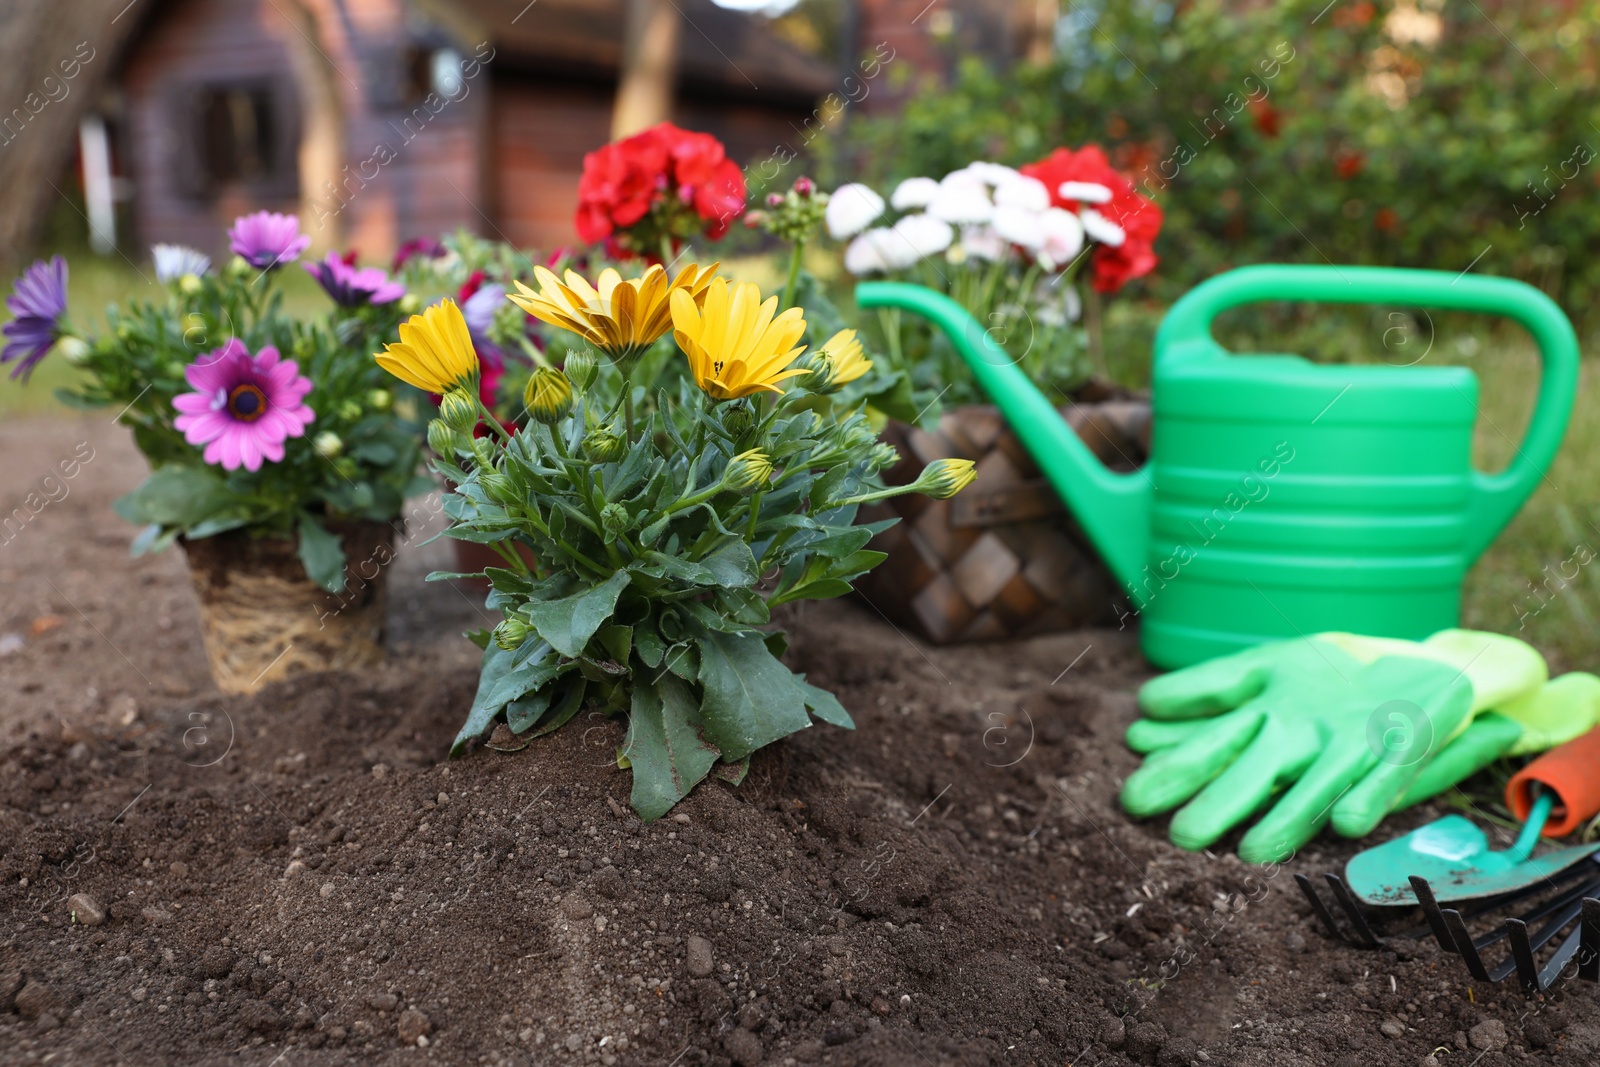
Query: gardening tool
[[857, 267, 1581, 668], [1347, 724, 1600, 905], [1298, 727, 1600, 993]]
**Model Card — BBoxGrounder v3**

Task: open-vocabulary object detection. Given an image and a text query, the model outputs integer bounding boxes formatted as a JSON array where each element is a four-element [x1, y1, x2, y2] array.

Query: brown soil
[[3, 415, 1598, 1067]]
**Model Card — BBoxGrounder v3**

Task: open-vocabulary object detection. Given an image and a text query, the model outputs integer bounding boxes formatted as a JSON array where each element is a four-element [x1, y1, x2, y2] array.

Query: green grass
[[6, 253, 1598, 670]]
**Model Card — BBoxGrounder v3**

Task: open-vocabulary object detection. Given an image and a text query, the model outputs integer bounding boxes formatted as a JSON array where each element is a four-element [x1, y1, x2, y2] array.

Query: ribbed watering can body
[[1141, 353, 1480, 667], [857, 266, 1579, 668]]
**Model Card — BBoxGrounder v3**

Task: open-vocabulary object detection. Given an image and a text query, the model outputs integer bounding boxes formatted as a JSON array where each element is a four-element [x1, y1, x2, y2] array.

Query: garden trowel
[[1346, 725, 1600, 906]]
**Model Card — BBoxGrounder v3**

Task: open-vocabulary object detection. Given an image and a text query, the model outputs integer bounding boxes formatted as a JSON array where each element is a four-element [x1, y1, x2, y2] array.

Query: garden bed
[[2, 417, 1597, 1066]]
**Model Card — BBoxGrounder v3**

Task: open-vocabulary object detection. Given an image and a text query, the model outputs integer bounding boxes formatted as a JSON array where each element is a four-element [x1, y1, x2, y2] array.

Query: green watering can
[[858, 266, 1580, 668]]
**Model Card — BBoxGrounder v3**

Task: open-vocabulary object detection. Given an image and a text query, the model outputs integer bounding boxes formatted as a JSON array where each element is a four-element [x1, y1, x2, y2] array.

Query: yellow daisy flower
[[670, 278, 808, 400], [375, 299, 478, 394], [508, 262, 718, 361], [818, 328, 871, 387]]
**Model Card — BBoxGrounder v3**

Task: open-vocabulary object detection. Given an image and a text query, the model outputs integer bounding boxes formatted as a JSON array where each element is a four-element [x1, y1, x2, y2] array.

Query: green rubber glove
[[1396, 671, 1600, 809], [1121, 630, 1547, 863]]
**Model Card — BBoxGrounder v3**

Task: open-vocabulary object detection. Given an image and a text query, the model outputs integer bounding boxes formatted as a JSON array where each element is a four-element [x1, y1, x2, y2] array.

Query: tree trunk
[[1022, 0, 1059, 65], [611, 0, 680, 141], [0, 0, 139, 275], [278, 0, 346, 253]]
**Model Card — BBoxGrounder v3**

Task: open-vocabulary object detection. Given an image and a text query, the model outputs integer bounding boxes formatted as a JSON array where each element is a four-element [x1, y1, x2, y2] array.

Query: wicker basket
[[181, 520, 396, 693], [857, 384, 1150, 643]]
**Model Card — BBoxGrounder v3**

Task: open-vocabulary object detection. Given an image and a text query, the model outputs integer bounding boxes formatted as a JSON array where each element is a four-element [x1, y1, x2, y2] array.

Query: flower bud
[[398, 293, 422, 314], [178, 273, 204, 296], [866, 441, 900, 472], [439, 388, 480, 433], [564, 349, 599, 391], [582, 426, 627, 463], [493, 616, 531, 651], [427, 419, 468, 456], [721, 399, 754, 438], [837, 421, 877, 453], [600, 502, 630, 540], [524, 367, 573, 425], [479, 471, 519, 506], [312, 431, 343, 458], [366, 388, 393, 411], [915, 457, 977, 500], [53, 336, 90, 365], [796, 349, 835, 392], [766, 192, 785, 209], [226, 255, 253, 280], [794, 176, 815, 197], [338, 399, 363, 422], [721, 449, 773, 495]]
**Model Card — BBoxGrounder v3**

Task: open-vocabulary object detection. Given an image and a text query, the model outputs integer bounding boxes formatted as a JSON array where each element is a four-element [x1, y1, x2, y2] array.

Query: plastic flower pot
[[856, 383, 1149, 643], [180, 520, 396, 694]]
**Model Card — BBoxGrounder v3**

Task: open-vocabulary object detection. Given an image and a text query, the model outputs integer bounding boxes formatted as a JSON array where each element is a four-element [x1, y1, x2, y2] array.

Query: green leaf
[[185, 514, 252, 540], [635, 624, 665, 668], [623, 673, 721, 821], [297, 514, 348, 594], [528, 677, 588, 737], [799, 678, 855, 729], [694, 629, 812, 761], [349, 441, 397, 465], [769, 577, 854, 606], [639, 551, 715, 586], [598, 624, 632, 664], [114, 466, 237, 528], [523, 568, 631, 657], [459, 638, 565, 750], [507, 689, 554, 734], [697, 538, 758, 588], [129, 523, 176, 557]]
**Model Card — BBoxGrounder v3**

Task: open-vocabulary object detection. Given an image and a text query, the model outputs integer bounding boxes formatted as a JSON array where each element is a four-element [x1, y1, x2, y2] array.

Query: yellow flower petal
[[672, 277, 810, 400], [374, 299, 478, 394], [509, 263, 720, 362], [820, 328, 871, 385]]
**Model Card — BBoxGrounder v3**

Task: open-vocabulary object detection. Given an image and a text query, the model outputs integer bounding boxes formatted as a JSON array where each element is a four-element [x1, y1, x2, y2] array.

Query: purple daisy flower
[[2, 256, 68, 382], [304, 253, 407, 307], [228, 211, 312, 271], [172, 339, 315, 472]]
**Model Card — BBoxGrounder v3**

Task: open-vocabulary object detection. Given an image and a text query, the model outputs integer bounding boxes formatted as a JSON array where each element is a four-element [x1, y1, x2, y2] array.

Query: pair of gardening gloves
[[1120, 629, 1600, 863]]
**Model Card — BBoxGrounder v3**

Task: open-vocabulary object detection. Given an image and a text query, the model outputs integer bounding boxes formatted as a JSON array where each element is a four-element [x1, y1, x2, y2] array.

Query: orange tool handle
[[1506, 725, 1600, 837]]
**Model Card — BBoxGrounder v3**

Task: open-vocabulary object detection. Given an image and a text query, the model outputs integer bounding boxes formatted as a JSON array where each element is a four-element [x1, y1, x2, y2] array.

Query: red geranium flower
[[574, 123, 746, 251], [1021, 145, 1163, 293]]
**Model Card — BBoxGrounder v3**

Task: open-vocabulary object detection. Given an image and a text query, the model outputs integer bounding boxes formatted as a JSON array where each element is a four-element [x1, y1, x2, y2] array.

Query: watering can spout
[[856, 281, 1153, 600]]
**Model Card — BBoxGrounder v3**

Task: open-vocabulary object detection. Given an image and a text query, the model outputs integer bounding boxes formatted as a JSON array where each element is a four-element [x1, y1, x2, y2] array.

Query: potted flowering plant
[[3, 212, 429, 693], [824, 147, 1162, 643], [374, 260, 974, 818]]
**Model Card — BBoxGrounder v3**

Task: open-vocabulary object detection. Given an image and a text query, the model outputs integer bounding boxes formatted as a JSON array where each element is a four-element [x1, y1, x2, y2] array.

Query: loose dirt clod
[[397, 1008, 431, 1044], [685, 935, 715, 978], [1470, 1019, 1508, 1051], [67, 892, 104, 926]]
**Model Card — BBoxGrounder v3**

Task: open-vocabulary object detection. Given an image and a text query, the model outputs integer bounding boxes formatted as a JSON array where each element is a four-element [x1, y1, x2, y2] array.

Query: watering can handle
[[1156, 265, 1580, 563]]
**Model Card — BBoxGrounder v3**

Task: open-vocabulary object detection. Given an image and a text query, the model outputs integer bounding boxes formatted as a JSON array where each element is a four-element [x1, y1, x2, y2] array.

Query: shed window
[[197, 84, 280, 185]]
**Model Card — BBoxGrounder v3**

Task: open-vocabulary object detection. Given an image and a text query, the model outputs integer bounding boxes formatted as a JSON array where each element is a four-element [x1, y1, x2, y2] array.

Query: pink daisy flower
[[173, 340, 315, 472]]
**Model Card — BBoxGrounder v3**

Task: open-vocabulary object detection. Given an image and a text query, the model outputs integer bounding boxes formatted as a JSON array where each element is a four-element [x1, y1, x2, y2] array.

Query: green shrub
[[831, 0, 1600, 324]]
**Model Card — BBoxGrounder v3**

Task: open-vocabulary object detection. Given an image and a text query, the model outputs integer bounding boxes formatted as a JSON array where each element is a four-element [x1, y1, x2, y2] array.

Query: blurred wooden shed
[[112, 0, 841, 260]]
